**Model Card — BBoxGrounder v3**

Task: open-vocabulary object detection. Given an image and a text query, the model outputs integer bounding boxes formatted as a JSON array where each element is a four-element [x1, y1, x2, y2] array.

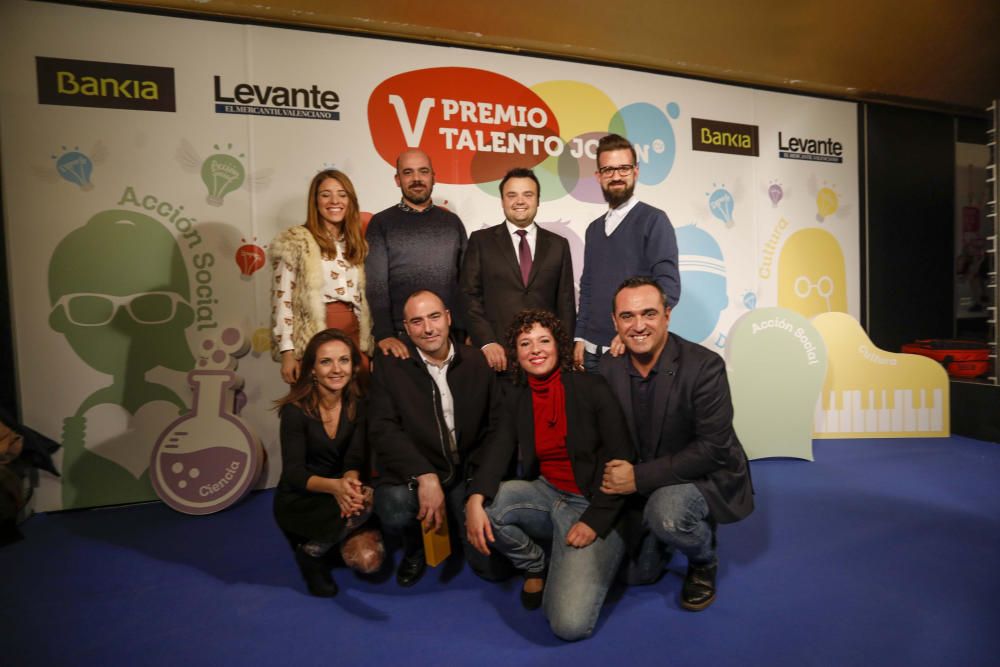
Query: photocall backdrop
[[1, 1, 865, 511]]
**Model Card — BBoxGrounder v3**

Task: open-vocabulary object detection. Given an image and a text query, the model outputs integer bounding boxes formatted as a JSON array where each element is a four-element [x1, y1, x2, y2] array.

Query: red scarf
[[528, 368, 579, 494], [528, 368, 566, 435]]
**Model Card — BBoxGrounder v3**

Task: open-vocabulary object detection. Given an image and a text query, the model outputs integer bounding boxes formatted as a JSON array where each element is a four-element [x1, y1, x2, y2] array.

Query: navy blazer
[[469, 371, 633, 538], [460, 222, 575, 347], [598, 334, 754, 526]]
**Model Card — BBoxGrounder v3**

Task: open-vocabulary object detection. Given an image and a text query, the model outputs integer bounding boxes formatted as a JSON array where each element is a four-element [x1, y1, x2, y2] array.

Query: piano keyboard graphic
[[814, 388, 944, 434]]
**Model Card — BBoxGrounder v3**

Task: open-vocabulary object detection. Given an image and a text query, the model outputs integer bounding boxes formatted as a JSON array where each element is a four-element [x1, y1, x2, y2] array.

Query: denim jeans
[[582, 347, 605, 374], [486, 478, 625, 641], [622, 483, 716, 585], [374, 480, 513, 582]]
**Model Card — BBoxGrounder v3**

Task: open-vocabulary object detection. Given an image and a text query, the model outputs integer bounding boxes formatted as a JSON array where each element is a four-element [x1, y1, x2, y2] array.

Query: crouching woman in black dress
[[274, 328, 384, 596]]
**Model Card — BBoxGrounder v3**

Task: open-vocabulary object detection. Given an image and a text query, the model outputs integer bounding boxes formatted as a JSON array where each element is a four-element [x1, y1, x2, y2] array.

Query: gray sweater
[[364, 203, 468, 340]]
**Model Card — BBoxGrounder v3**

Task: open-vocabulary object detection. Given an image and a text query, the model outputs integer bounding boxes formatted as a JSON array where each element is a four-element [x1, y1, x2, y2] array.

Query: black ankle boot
[[396, 550, 426, 587], [520, 573, 545, 610], [295, 546, 339, 597], [680, 562, 717, 611]]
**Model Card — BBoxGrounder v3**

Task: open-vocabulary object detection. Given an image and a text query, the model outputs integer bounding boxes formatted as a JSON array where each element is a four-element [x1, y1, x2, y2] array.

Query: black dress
[[273, 402, 368, 542]]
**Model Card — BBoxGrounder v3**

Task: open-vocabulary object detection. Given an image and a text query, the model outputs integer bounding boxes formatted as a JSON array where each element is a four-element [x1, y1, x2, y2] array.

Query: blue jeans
[[622, 483, 716, 585], [374, 481, 513, 582], [486, 478, 625, 641], [582, 347, 605, 374]]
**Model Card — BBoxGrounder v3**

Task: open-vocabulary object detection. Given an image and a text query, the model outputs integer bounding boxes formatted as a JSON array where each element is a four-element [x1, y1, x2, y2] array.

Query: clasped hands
[[330, 470, 371, 518]]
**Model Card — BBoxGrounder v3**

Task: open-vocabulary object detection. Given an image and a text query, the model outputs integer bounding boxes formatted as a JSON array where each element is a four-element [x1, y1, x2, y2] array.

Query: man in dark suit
[[598, 276, 753, 611], [461, 167, 575, 372]]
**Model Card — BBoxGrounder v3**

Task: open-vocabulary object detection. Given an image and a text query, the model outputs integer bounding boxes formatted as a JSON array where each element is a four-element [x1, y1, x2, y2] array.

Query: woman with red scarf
[[465, 310, 633, 642]]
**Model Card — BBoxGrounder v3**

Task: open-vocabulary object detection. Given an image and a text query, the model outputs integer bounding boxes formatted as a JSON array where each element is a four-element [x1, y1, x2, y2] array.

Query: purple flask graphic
[[150, 370, 262, 515]]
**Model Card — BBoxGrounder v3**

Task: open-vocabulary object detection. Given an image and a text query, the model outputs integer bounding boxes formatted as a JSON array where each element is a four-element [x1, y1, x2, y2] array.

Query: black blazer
[[469, 371, 633, 538], [460, 222, 576, 348], [368, 340, 502, 488], [598, 334, 754, 528]]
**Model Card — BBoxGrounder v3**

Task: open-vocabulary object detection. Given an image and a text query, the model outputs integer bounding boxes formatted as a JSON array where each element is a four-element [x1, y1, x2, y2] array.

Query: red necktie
[[516, 229, 532, 286]]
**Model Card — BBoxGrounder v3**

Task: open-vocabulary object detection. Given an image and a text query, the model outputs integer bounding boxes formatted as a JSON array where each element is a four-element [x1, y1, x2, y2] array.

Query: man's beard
[[602, 180, 634, 209], [404, 182, 432, 205]]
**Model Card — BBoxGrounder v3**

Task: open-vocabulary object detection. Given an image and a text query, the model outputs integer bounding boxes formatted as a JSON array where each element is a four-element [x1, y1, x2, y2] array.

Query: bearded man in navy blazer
[[461, 167, 575, 373], [599, 276, 753, 611]]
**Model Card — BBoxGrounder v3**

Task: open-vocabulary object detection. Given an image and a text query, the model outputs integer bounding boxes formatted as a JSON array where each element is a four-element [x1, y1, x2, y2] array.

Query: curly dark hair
[[504, 309, 575, 384]]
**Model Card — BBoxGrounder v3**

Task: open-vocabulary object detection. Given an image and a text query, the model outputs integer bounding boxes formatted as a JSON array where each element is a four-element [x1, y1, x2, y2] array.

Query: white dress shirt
[[604, 195, 640, 236], [417, 342, 457, 461], [505, 220, 537, 259]]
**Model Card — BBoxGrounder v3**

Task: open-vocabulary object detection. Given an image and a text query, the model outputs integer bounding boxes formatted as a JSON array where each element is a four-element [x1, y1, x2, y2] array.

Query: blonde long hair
[[304, 169, 367, 265]]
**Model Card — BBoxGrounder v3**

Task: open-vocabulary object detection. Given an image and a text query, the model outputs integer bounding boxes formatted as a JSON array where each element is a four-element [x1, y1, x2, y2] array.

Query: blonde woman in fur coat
[[271, 170, 374, 383]]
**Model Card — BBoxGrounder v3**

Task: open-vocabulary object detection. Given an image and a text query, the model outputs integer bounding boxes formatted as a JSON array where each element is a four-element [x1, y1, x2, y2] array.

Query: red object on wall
[[235, 242, 266, 279], [901, 339, 990, 378]]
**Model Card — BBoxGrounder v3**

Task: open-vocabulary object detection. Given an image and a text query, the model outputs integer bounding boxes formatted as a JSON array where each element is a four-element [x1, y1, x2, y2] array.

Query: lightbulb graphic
[[201, 146, 245, 206], [235, 239, 266, 280], [708, 186, 735, 227], [816, 187, 839, 222], [55, 148, 94, 191], [768, 183, 783, 208]]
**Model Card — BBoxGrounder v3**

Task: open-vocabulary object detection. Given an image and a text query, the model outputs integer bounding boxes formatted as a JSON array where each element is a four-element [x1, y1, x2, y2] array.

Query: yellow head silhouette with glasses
[[777, 228, 847, 318]]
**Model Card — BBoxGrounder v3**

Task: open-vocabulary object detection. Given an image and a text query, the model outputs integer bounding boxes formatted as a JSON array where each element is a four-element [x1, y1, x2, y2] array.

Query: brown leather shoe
[[680, 562, 717, 611]]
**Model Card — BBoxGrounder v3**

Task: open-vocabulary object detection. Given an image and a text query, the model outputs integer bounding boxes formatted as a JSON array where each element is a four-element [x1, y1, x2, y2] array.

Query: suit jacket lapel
[[515, 387, 537, 475], [526, 227, 550, 287], [492, 223, 522, 284], [649, 335, 680, 454]]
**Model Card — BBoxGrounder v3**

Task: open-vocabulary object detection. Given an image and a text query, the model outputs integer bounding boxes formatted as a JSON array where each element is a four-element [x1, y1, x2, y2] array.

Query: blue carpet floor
[[3, 436, 999, 667]]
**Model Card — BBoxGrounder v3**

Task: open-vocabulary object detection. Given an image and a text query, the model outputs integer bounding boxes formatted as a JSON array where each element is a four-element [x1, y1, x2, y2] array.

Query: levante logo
[[36, 56, 176, 112], [778, 131, 844, 163], [213, 75, 340, 120]]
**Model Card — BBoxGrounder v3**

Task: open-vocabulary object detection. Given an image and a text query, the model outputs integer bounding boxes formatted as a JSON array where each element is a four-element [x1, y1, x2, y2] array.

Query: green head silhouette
[[49, 209, 195, 382]]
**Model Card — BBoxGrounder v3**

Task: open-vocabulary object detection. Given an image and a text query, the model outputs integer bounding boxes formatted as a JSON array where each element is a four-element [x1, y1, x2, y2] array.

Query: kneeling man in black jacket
[[370, 289, 514, 586]]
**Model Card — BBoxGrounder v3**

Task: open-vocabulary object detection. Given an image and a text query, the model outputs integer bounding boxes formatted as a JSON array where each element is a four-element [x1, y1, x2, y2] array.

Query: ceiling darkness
[[95, 0, 1000, 115]]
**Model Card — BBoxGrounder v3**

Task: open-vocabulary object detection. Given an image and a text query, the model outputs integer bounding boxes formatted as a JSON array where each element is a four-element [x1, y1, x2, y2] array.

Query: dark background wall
[[0, 175, 15, 420], [864, 104, 956, 351], [865, 105, 1000, 441]]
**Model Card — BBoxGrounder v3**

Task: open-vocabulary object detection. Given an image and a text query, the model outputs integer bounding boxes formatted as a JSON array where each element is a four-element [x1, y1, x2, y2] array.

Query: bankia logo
[[691, 118, 759, 157], [36, 57, 176, 112], [213, 76, 340, 120], [778, 131, 844, 163]]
